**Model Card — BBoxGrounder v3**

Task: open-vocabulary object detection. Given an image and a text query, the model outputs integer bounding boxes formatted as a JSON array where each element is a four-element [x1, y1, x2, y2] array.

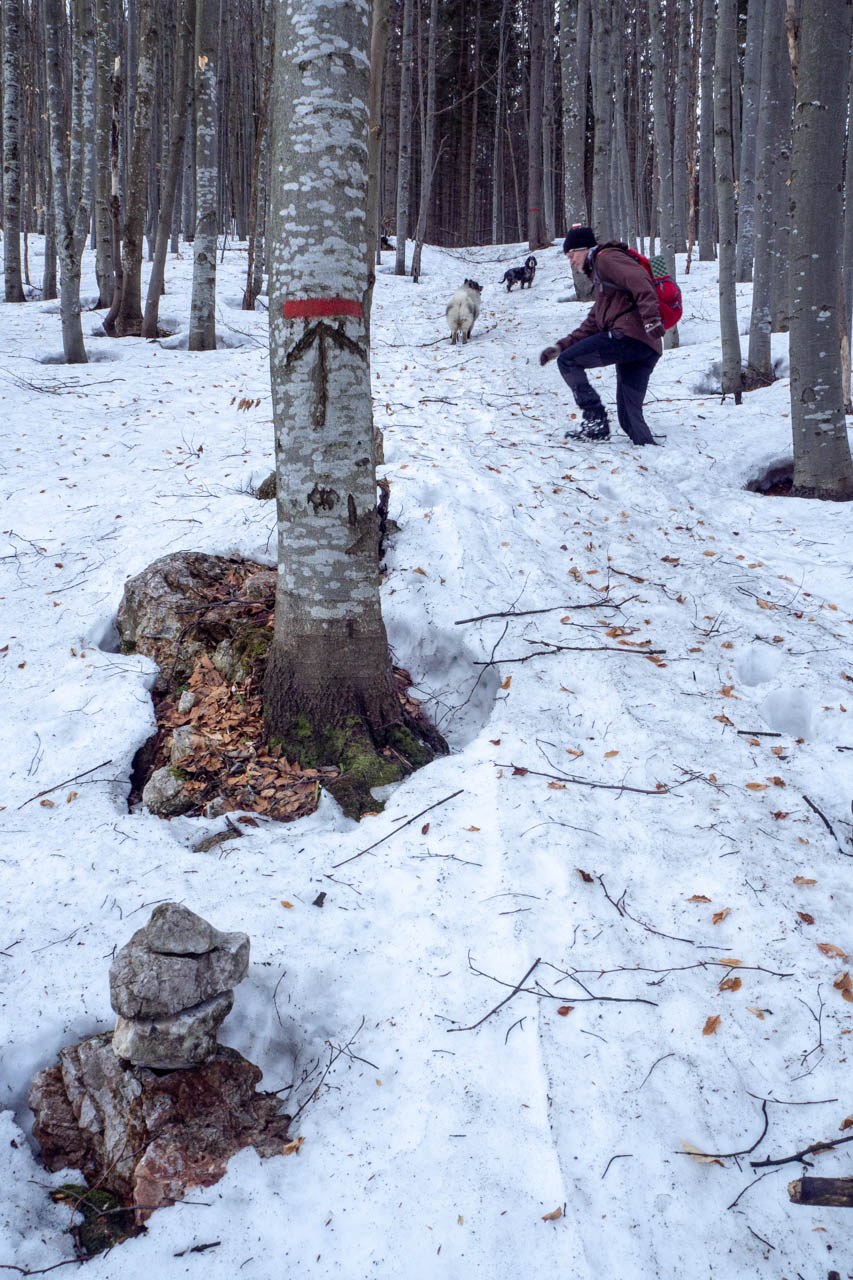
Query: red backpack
[[593, 246, 683, 331]]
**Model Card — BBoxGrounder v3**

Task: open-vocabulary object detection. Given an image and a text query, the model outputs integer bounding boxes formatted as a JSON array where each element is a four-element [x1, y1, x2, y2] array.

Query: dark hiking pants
[[556, 331, 660, 445]]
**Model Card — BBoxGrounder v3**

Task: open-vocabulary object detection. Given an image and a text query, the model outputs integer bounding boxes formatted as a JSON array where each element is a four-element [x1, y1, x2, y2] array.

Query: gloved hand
[[539, 345, 560, 366]]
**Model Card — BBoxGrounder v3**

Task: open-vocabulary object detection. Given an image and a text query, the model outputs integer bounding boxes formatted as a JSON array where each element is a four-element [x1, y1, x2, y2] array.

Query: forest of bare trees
[[0, 0, 851, 497]]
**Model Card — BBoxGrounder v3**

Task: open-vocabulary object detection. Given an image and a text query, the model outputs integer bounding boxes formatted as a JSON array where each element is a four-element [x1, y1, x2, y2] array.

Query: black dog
[[498, 255, 537, 292]]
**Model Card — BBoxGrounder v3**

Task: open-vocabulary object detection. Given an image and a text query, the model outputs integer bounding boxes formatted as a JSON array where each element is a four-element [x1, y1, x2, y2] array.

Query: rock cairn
[[29, 904, 291, 1229], [109, 902, 249, 1069]]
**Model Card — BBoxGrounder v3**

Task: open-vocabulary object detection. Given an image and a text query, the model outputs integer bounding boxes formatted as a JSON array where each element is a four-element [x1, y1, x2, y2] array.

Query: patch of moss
[[51, 1183, 140, 1256], [387, 723, 435, 769]]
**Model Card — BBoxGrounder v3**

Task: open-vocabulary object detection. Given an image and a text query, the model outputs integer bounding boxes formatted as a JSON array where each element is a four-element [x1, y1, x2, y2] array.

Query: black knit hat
[[563, 225, 597, 252]]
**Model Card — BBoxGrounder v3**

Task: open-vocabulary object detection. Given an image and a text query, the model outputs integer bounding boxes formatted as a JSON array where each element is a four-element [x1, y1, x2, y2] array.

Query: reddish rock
[[30, 1034, 291, 1222]]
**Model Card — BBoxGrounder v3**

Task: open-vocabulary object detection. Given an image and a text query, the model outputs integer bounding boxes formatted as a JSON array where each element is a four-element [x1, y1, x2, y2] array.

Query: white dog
[[445, 279, 482, 344]]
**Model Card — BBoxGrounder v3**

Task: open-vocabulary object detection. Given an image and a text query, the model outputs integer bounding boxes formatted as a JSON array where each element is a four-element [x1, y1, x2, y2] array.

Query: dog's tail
[[497, 272, 507, 283]]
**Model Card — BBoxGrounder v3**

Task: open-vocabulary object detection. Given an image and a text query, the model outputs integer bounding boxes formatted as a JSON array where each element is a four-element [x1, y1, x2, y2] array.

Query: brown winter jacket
[[556, 242, 664, 356]]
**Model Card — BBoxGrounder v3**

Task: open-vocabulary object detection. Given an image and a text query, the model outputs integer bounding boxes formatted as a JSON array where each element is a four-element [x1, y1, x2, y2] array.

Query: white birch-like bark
[[188, 0, 218, 349], [789, 0, 853, 498], [264, 0, 417, 760], [714, 0, 743, 401], [3, 0, 26, 302]]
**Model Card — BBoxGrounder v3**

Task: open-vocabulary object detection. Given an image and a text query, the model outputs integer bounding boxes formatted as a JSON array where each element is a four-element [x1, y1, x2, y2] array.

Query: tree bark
[[43, 0, 93, 362], [589, 0, 614, 240], [394, 0, 414, 273], [3, 0, 26, 302], [116, 0, 158, 336], [697, 0, 715, 260], [788, 0, 853, 499], [243, 0, 273, 310], [735, 0, 766, 282], [527, 0, 549, 249], [559, 0, 589, 233], [188, 0, 218, 350], [714, 0, 743, 401], [412, 0, 438, 283], [142, 0, 194, 337], [648, 0, 679, 346], [264, 0, 441, 814]]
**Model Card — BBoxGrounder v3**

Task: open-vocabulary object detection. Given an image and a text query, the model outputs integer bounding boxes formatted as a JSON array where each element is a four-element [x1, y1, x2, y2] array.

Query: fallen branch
[[498, 764, 668, 797], [598, 875, 710, 947], [447, 958, 541, 1033], [789, 1177, 853, 1206], [330, 789, 464, 868], [455, 596, 630, 625], [475, 645, 666, 666], [803, 795, 851, 856], [18, 760, 113, 809], [751, 1132, 853, 1169], [674, 1101, 769, 1161]]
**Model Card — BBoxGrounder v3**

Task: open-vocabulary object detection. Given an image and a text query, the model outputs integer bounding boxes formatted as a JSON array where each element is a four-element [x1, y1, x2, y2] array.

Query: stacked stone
[[109, 903, 249, 1070]]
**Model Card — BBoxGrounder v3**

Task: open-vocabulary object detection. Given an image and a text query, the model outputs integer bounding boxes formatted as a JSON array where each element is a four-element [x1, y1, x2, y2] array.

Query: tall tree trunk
[[465, 0, 481, 246], [394, 0, 414, 273], [141, 0, 193, 336], [43, 0, 93, 362], [589, 0, 614, 238], [188, 0, 218, 350], [116, 0, 158, 335], [93, 0, 116, 307], [491, 0, 508, 242], [842, 37, 853, 412], [789, 0, 853, 499], [264, 0, 441, 816], [671, 1, 690, 253], [243, 0, 273, 310], [412, 0, 438, 283], [559, 0, 589, 229], [747, 0, 786, 383], [648, 0, 678, 346], [697, 0, 715, 259], [541, 0, 555, 242], [527, 0, 549, 249], [714, 0, 743, 401], [735, 0, 766, 282], [3, 0, 26, 301]]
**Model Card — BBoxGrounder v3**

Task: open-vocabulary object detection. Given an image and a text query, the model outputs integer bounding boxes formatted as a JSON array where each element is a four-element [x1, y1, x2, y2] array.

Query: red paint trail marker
[[283, 298, 363, 319]]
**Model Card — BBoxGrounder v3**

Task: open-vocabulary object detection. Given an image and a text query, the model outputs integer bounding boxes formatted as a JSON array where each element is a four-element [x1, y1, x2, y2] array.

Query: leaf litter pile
[[128, 557, 427, 822]]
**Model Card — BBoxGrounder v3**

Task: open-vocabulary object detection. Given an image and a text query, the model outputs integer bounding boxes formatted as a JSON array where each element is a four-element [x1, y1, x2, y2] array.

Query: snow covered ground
[[1, 236, 852, 1278]]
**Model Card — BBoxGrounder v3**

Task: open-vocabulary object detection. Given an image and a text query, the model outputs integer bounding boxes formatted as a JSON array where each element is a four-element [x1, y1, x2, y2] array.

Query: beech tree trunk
[[736, 0, 765, 281], [788, 0, 853, 499], [411, 0, 438, 283], [116, 0, 158, 336], [648, 0, 678, 347], [3, 0, 26, 302], [714, 0, 743, 401], [697, 0, 715, 260], [527, 0, 549, 249], [394, 0, 414, 274], [188, 0, 218, 349], [264, 0, 442, 814], [44, 0, 93, 362], [142, 0, 194, 337]]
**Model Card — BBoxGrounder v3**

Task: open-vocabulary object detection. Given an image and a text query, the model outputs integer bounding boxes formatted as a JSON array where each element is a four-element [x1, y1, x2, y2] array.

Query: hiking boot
[[566, 409, 610, 442]]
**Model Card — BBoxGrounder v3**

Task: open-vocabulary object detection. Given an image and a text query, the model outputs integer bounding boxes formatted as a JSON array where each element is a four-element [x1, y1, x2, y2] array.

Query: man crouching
[[540, 226, 664, 446]]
